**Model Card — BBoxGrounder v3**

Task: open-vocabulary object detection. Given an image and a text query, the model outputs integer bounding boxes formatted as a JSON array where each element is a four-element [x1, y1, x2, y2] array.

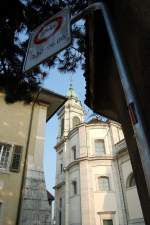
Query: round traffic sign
[[34, 16, 63, 45]]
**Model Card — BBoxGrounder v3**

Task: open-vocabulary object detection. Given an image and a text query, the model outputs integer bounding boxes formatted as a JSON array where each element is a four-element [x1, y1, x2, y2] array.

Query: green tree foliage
[[0, 0, 87, 102]]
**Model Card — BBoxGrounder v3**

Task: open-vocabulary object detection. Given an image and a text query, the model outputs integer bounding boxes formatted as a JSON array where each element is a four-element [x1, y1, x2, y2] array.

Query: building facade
[[0, 89, 66, 225], [54, 87, 144, 225]]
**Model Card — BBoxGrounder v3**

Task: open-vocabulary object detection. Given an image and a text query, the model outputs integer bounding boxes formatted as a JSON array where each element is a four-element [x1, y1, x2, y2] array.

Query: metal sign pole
[[99, 2, 150, 196], [71, 2, 150, 195]]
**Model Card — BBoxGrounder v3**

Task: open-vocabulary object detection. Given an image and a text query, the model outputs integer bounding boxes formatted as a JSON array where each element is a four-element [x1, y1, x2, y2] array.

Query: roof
[[46, 190, 54, 202], [0, 87, 67, 122], [87, 118, 107, 124], [35, 88, 67, 121], [84, 0, 150, 124]]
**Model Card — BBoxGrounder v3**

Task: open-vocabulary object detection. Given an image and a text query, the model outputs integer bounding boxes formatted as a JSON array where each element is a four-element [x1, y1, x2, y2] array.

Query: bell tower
[[57, 84, 84, 142], [54, 85, 84, 225]]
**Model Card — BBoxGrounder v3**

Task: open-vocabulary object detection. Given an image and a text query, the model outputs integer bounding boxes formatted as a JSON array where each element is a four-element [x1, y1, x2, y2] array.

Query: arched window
[[72, 116, 80, 128], [98, 176, 110, 191], [126, 172, 136, 188]]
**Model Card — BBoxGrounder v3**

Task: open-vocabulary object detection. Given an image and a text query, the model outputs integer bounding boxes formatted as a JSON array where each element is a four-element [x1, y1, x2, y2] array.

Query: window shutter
[[10, 145, 23, 172]]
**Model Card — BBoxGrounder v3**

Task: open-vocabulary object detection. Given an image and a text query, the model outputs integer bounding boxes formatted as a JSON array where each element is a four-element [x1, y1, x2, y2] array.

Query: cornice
[[64, 148, 128, 171], [55, 137, 67, 150], [115, 139, 127, 153], [53, 181, 65, 190], [116, 147, 128, 159], [64, 155, 115, 171]]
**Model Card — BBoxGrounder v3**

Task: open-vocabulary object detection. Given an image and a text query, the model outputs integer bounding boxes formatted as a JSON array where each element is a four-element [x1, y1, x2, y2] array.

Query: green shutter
[[10, 145, 23, 172]]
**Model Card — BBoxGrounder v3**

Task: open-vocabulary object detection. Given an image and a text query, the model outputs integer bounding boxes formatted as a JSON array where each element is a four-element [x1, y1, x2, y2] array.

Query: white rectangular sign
[[23, 7, 71, 72]]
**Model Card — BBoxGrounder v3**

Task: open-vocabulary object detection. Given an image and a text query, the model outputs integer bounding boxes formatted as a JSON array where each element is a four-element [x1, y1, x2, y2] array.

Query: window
[[60, 164, 63, 173], [95, 139, 105, 154], [72, 146, 76, 160], [59, 211, 62, 225], [72, 181, 77, 195], [0, 143, 22, 172], [60, 119, 64, 137], [10, 145, 22, 172], [59, 198, 62, 225], [103, 219, 113, 225], [0, 143, 11, 169], [72, 116, 80, 128], [126, 172, 136, 188], [59, 198, 62, 209], [98, 176, 110, 191]]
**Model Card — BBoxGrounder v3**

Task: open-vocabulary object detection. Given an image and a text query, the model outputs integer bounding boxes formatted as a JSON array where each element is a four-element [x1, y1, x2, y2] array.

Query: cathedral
[[54, 86, 144, 225]]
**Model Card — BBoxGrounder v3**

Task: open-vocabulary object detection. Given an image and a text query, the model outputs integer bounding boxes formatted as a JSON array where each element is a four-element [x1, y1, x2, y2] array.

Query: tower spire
[[69, 73, 73, 88], [66, 76, 78, 100]]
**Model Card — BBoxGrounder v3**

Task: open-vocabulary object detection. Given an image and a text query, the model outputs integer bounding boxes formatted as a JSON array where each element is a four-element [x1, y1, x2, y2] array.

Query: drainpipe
[[16, 88, 42, 225]]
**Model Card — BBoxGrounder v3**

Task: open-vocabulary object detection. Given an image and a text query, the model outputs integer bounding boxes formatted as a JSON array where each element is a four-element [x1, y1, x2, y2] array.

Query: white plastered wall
[[68, 165, 81, 225], [121, 159, 143, 220]]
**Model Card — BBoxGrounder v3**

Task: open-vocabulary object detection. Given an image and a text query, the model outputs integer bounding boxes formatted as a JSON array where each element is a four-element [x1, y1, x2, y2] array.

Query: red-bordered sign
[[34, 16, 63, 45], [23, 7, 71, 72]]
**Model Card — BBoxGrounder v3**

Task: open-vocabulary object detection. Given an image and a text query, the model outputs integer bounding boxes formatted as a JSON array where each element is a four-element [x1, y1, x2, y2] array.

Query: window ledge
[[129, 218, 144, 223], [126, 186, 136, 190], [91, 154, 113, 158], [69, 194, 80, 199], [94, 190, 115, 193], [0, 169, 10, 174]]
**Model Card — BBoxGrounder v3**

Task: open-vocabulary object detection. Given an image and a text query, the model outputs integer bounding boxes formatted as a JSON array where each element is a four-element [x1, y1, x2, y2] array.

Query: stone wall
[[19, 170, 52, 225]]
